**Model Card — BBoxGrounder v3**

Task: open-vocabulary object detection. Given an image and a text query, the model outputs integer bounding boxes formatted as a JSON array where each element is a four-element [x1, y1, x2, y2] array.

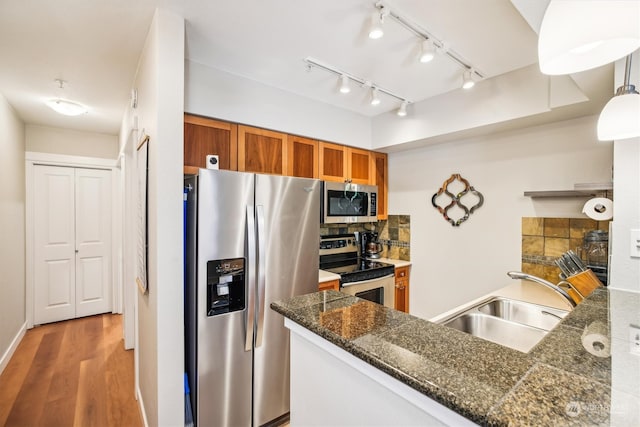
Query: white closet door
[[34, 165, 76, 324], [75, 168, 112, 317], [33, 165, 113, 325]]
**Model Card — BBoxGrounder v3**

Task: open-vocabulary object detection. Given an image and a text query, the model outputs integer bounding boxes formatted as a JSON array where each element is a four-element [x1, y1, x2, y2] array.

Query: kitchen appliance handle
[[245, 206, 256, 352], [255, 205, 266, 348], [341, 273, 395, 287]]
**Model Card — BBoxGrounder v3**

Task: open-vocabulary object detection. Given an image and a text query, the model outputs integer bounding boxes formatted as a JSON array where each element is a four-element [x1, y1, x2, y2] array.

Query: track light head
[[370, 87, 381, 106], [462, 70, 475, 89], [368, 7, 387, 39], [339, 74, 351, 94], [396, 101, 408, 117], [419, 39, 436, 63]]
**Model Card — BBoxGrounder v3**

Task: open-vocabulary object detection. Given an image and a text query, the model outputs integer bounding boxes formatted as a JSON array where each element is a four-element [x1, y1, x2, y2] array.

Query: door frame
[[25, 152, 120, 329]]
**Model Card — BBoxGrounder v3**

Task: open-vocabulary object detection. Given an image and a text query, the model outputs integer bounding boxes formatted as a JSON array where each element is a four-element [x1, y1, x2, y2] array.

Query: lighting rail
[[304, 57, 410, 104], [374, 1, 484, 80]]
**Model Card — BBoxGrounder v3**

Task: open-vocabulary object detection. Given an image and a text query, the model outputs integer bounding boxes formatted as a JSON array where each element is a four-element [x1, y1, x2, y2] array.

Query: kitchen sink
[[438, 297, 569, 353]]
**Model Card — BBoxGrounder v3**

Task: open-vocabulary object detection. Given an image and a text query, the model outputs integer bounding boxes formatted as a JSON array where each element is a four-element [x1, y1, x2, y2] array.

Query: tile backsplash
[[521, 217, 609, 284], [320, 215, 411, 261]]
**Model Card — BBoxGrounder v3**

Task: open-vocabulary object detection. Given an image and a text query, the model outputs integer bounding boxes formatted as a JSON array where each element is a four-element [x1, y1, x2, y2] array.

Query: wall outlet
[[630, 324, 640, 356], [631, 229, 640, 258]]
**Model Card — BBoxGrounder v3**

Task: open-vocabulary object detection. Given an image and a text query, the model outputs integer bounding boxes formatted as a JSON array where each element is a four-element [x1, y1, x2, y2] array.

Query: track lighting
[[462, 70, 475, 90], [370, 87, 381, 106], [597, 55, 640, 141], [419, 39, 436, 63], [396, 101, 408, 117], [305, 57, 409, 116], [368, 7, 387, 40], [368, 3, 483, 88], [339, 74, 351, 94], [45, 79, 88, 116]]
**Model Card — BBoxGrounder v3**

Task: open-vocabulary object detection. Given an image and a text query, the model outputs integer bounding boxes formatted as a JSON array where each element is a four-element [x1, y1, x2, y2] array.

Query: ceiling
[[0, 0, 608, 136]]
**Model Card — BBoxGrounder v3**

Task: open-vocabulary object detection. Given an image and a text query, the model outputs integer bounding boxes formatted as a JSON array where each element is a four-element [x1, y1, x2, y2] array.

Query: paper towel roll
[[581, 321, 611, 357], [582, 197, 613, 221]]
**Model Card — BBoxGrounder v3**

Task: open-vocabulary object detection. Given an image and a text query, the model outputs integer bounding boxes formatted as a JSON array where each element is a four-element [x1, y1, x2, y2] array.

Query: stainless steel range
[[319, 234, 395, 308]]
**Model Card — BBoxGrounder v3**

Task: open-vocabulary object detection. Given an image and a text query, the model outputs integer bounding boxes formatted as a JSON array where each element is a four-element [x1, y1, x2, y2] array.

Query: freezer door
[[253, 174, 320, 425], [196, 169, 254, 427]]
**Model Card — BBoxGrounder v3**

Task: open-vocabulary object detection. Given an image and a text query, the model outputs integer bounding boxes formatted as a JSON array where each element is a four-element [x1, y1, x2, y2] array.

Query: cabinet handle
[[399, 271, 406, 277]]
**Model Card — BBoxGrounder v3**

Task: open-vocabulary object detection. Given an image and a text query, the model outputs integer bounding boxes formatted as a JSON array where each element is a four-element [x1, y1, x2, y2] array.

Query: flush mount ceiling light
[[538, 0, 640, 75], [370, 87, 381, 106], [462, 70, 475, 89], [368, 6, 388, 39], [339, 74, 351, 94], [419, 39, 436, 63], [45, 79, 88, 116], [368, 1, 483, 86], [597, 54, 640, 141], [396, 101, 408, 117], [305, 57, 410, 116]]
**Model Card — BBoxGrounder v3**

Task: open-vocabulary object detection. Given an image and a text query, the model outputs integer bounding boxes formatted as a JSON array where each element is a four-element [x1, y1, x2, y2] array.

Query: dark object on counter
[[581, 230, 609, 285]]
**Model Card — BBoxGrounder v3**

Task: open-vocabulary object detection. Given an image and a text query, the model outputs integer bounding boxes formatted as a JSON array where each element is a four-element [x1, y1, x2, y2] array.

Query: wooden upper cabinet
[[348, 147, 371, 185], [238, 125, 287, 175], [371, 152, 388, 220], [319, 142, 371, 184], [184, 114, 238, 174], [319, 142, 347, 182], [287, 135, 318, 179]]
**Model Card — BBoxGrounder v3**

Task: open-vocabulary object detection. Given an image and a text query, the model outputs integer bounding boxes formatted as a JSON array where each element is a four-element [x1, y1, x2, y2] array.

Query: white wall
[[609, 53, 640, 293], [26, 124, 118, 159], [0, 93, 26, 372], [185, 60, 372, 148], [388, 115, 613, 319], [119, 9, 185, 426]]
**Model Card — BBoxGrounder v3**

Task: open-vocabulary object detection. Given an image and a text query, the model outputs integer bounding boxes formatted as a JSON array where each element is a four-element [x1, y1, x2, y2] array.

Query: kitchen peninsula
[[271, 285, 640, 426]]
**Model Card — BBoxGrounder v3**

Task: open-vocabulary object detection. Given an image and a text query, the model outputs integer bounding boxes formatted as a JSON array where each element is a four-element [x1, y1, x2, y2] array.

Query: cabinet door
[[394, 266, 410, 313], [371, 152, 388, 220], [319, 142, 347, 182], [184, 114, 238, 173], [287, 135, 318, 178], [238, 125, 287, 175], [348, 147, 371, 185]]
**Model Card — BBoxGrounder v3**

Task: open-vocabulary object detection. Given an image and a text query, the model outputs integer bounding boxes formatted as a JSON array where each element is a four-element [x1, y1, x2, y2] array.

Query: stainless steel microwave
[[321, 181, 378, 224]]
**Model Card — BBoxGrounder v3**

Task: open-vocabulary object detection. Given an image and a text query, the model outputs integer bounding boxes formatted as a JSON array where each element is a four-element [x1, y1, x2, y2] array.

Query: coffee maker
[[360, 231, 382, 259]]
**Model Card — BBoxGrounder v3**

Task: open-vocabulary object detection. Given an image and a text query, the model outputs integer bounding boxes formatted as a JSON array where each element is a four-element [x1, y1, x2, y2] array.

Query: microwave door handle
[[245, 205, 256, 352], [255, 205, 266, 348]]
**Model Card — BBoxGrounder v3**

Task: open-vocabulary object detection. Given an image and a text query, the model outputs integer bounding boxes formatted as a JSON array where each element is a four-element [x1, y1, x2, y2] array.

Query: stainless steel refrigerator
[[184, 169, 320, 427]]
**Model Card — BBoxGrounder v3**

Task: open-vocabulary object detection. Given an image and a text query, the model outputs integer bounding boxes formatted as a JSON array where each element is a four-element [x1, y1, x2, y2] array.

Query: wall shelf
[[524, 182, 613, 198]]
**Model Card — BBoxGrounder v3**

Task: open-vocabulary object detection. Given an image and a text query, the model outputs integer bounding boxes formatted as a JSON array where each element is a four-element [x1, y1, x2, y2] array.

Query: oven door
[[340, 274, 395, 309]]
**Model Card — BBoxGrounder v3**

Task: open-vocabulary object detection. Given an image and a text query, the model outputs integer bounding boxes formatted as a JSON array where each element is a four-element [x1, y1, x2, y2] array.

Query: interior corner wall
[[0, 93, 26, 370], [185, 60, 372, 149], [25, 124, 118, 159], [128, 8, 185, 427], [388, 115, 613, 319]]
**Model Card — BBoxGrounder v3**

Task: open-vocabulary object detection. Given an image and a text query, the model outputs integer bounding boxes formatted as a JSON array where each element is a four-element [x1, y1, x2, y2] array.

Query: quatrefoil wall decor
[[431, 174, 484, 227]]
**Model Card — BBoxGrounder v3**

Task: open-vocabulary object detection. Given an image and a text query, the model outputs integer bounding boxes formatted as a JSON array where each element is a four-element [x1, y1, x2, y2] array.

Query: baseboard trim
[[137, 386, 149, 427], [0, 322, 27, 375]]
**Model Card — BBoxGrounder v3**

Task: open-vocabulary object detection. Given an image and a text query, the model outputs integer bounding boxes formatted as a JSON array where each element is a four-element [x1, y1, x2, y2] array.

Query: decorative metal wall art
[[431, 174, 484, 227]]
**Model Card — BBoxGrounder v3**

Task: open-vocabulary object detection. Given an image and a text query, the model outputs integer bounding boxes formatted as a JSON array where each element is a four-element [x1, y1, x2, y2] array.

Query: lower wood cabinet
[[394, 266, 410, 313], [319, 279, 340, 292]]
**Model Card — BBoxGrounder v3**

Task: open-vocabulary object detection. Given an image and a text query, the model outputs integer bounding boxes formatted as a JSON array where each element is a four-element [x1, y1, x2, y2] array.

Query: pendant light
[[597, 55, 640, 141], [538, 0, 640, 75]]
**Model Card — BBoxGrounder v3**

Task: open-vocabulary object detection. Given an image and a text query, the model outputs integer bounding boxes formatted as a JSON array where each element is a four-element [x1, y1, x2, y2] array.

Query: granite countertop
[[271, 287, 640, 426]]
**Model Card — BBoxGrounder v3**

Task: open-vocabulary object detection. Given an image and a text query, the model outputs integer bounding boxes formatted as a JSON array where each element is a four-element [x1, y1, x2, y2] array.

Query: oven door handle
[[341, 273, 395, 287]]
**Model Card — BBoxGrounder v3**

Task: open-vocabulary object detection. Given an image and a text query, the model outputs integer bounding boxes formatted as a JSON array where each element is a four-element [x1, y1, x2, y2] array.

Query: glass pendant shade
[[538, 0, 640, 75], [597, 92, 640, 141], [45, 98, 88, 116]]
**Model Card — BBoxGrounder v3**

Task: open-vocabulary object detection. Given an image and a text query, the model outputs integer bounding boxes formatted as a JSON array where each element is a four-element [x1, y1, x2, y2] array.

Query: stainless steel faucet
[[507, 271, 577, 307]]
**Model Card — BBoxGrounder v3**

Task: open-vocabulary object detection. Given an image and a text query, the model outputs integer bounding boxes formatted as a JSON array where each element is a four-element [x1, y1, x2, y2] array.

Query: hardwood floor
[[0, 314, 142, 427]]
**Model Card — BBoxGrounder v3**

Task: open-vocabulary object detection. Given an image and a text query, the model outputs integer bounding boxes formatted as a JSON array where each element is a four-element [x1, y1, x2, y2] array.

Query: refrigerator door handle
[[255, 205, 266, 348], [245, 205, 256, 352]]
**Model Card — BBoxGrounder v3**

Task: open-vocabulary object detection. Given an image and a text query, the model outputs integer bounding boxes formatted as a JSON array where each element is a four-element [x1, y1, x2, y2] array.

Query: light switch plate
[[631, 229, 640, 258]]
